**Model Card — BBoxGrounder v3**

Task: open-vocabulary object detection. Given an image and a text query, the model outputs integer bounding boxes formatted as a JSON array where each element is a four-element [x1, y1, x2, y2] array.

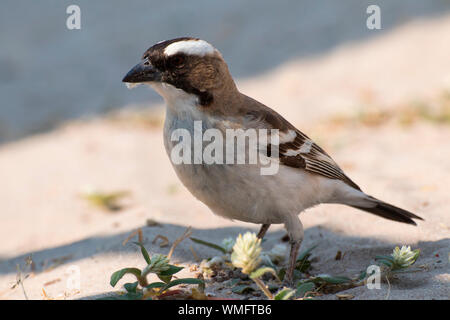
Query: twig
[[189, 246, 200, 262], [122, 228, 143, 246], [252, 277, 273, 299], [152, 234, 169, 247], [16, 264, 28, 300], [168, 227, 192, 260], [384, 275, 391, 300]]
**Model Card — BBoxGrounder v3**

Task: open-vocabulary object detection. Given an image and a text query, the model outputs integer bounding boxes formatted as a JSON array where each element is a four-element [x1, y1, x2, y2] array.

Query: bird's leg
[[257, 224, 271, 239], [285, 240, 301, 286], [283, 215, 304, 287]]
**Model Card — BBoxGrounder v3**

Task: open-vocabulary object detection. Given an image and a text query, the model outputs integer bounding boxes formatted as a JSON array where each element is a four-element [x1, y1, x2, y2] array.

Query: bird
[[122, 37, 423, 285]]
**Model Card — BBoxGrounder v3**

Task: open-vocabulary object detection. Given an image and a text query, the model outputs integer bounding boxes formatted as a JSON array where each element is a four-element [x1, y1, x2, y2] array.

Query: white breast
[[161, 96, 331, 224]]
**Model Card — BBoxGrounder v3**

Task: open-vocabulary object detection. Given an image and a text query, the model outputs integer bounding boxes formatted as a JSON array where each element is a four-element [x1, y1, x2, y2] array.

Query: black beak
[[122, 60, 161, 83]]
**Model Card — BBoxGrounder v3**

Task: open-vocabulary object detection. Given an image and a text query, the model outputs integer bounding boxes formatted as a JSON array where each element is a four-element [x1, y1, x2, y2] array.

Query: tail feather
[[351, 198, 423, 226]]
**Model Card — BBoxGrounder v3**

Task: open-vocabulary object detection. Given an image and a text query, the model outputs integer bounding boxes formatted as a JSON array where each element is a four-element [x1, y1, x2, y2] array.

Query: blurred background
[[1, 0, 450, 142], [0, 1, 449, 300]]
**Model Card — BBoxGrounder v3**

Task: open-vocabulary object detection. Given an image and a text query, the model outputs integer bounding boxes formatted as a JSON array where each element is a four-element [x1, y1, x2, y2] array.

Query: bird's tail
[[351, 196, 423, 225]]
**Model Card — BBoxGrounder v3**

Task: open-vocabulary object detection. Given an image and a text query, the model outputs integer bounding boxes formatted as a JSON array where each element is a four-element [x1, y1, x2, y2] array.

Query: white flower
[[231, 232, 262, 274], [391, 246, 420, 269], [221, 238, 235, 253]]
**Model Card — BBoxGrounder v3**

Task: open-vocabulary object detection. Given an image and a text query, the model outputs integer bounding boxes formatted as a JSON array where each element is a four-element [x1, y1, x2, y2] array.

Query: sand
[[0, 13, 449, 300]]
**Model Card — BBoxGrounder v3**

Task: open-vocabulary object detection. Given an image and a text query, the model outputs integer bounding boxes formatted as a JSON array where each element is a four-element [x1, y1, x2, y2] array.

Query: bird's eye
[[143, 58, 150, 66], [170, 55, 185, 68]]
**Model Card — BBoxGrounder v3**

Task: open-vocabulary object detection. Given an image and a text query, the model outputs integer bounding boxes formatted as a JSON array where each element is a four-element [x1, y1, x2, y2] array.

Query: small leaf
[[296, 259, 312, 273], [145, 282, 166, 289], [157, 274, 172, 284], [322, 276, 352, 284], [190, 237, 226, 254], [267, 284, 280, 292], [274, 288, 296, 300], [311, 275, 352, 284], [161, 278, 204, 292], [133, 242, 151, 264], [124, 281, 138, 293], [277, 268, 302, 282], [391, 267, 422, 274], [110, 268, 141, 287], [295, 244, 317, 272], [358, 270, 367, 280], [297, 244, 318, 261], [296, 282, 315, 298], [158, 264, 183, 276], [375, 255, 395, 263], [277, 268, 286, 281], [232, 285, 255, 294], [377, 259, 393, 267], [250, 267, 278, 280]]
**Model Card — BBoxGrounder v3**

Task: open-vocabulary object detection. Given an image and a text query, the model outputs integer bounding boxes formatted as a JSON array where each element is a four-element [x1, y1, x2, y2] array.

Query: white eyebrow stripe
[[164, 40, 215, 57]]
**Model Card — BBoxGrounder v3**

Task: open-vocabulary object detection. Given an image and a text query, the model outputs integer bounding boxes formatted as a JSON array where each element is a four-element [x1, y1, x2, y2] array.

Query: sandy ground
[[0, 14, 449, 300]]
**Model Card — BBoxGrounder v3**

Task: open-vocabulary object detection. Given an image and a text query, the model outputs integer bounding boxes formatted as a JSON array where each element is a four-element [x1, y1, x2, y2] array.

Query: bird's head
[[122, 37, 236, 107]]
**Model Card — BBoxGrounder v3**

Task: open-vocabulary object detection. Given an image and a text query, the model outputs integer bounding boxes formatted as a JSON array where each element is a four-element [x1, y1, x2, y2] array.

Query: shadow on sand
[[1, 222, 448, 299]]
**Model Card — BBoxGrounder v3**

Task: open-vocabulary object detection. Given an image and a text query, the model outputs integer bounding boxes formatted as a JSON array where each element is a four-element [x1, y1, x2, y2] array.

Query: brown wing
[[241, 102, 361, 190], [278, 129, 361, 191]]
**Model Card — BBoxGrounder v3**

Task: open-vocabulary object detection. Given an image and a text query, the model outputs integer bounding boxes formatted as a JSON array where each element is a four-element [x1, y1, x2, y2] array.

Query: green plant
[[375, 245, 420, 273], [190, 231, 423, 299], [190, 237, 227, 254], [230, 232, 283, 299], [108, 242, 203, 300], [295, 244, 317, 273]]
